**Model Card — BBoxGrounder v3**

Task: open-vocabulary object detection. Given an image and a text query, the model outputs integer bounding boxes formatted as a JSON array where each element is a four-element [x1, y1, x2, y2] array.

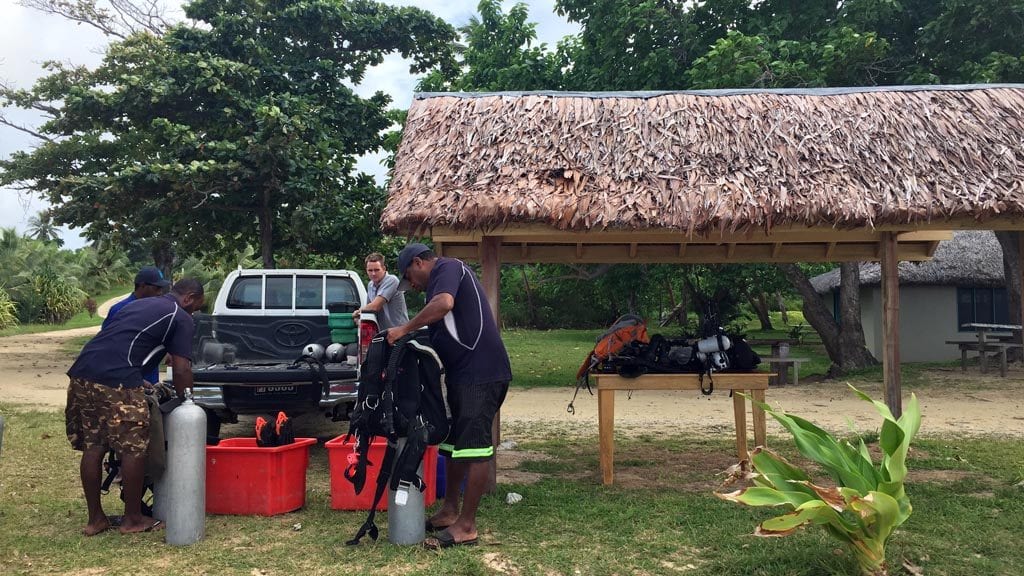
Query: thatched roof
[[810, 230, 1005, 292], [383, 85, 1024, 237]]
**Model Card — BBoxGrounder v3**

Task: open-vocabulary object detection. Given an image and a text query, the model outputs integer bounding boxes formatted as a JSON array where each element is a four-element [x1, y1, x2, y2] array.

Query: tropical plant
[[0, 287, 18, 329], [717, 386, 921, 576], [25, 270, 88, 324]]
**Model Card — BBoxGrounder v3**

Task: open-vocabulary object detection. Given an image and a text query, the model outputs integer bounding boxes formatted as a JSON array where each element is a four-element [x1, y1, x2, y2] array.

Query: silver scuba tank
[[158, 396, 207, 545], [387, 437, 426, 545]]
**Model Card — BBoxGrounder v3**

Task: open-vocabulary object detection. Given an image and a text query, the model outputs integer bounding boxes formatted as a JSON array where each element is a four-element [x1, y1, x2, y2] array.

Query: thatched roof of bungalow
[[383, 85, 1024, 247], [810, 230, 1006, 293]]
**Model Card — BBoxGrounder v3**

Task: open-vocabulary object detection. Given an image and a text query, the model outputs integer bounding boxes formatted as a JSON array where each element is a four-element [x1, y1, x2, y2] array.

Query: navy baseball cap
[[396, 243, 430, 291], [135, 266, 171, 288]]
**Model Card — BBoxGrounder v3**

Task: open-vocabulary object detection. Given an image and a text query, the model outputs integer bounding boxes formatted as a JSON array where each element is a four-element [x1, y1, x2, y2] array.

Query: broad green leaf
[[718, 486, 815, 508]]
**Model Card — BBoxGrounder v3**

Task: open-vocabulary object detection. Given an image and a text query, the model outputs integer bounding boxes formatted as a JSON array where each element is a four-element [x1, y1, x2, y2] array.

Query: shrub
[[717, 386, 921, 576], [84, 297, 98, 318], [0, 288, 18, 330]]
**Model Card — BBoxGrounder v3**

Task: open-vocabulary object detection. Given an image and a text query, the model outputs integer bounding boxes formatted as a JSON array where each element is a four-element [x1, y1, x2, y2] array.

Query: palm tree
[[26, 210, 63, 247]]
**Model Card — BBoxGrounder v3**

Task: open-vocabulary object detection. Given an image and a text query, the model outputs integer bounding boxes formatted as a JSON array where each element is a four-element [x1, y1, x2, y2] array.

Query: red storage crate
[[326, 435, 437, 510], [206, 437, 317, 516]]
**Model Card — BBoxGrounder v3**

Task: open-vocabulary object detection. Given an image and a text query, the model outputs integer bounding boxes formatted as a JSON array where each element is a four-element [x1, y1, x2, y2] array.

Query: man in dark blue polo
[[102, 266, 171, 385], [387, 243, 511, 549], [66, 278, 204, 536]]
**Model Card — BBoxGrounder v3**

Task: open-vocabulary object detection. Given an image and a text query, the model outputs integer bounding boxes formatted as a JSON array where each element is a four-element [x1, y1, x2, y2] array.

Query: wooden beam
[[438, 241, 938, 264], [520, 242, 528, 258], [434, 241, 444, 257], [629, 242, 638, 258], [880, 232, 902, 419], [678, 243, 687, 257], [429, 223, 956, 245], [479, 236, 502, 493], [825, 242, 836, 259], [726, 243, 736, 259]]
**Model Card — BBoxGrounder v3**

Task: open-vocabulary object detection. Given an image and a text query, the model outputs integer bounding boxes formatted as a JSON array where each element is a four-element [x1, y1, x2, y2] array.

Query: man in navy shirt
[[102, 266, 171, 385], [66, 278, 204, 536], [388, 243, 512, 549]]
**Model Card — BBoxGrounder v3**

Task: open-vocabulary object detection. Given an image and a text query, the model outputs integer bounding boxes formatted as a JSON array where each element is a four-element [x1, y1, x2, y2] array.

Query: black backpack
[[343, 330, 447, 545]]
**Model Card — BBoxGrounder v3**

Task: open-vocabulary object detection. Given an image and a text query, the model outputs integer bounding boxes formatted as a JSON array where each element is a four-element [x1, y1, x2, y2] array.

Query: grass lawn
[[0, 284, 132, 338], [0, 404, 1022, 575]]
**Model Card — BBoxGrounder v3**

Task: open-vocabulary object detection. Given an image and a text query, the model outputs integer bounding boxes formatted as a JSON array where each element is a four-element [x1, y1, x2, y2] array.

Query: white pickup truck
[[189, 269, 378, 435]]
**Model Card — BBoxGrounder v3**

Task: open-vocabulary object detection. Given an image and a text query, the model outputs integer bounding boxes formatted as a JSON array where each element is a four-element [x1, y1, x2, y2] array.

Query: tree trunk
[[836, 262, 879, 371], [519, 265, 538, 328], [257, 188, 275, 269], [778, 263, 843, 369], [750, 293, 773, 331], [994, 231, 1022, 362], [777, 292, 789, 325], [150, 240, 175, 281]]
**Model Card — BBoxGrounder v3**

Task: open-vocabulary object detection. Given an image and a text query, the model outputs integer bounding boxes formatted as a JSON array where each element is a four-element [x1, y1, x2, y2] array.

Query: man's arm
[[169, 354, 194, 398], [359, 295, 388, 314], [386, 293, 454, 344]]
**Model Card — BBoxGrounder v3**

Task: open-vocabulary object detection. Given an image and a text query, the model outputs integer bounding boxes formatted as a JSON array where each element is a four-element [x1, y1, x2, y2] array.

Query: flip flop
[[424, 529, 478, 550], [425, 519, 452, 532], [120, 519, 163, 534]]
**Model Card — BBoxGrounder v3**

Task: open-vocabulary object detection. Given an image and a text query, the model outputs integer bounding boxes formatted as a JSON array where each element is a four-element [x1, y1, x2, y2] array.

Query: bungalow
[[810, 231, 1008, 362]]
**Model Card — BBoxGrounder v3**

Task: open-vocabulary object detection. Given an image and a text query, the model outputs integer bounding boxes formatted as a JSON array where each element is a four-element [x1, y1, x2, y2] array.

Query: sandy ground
[[2, 314, 1023, 438]]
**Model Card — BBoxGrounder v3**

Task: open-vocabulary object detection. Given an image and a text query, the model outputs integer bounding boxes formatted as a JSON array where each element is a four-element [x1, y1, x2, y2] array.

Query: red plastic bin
[[206, 437, 317, 516], [325, 435, 437, 510]]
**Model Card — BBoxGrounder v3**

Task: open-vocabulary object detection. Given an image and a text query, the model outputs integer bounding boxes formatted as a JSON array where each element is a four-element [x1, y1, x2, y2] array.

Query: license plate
[[254, 385, 297, 396]]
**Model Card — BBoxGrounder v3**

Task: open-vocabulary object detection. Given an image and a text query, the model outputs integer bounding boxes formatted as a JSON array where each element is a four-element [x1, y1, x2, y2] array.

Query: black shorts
[[439, 379, 509, 462]]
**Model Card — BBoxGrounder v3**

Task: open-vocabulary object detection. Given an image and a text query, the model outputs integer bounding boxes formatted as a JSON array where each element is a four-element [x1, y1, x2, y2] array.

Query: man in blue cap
[[102, 266, 172, 385], [387, 243, 512, 549]]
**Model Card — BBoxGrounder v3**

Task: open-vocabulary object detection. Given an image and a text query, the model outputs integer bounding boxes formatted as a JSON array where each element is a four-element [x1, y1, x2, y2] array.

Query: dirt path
[[3, 321, 1023, 437]]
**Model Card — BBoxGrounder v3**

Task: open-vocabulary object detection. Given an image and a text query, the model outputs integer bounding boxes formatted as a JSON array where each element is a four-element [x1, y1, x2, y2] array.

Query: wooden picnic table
[[950, 323, 1023, 376], [592, 372, 770, 485], [747, 338, 798, 385]]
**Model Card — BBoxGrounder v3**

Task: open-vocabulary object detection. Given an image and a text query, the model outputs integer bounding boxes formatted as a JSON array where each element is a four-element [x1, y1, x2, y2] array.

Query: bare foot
[[118, 517, 163, 534], [82, 517, 111, 536]]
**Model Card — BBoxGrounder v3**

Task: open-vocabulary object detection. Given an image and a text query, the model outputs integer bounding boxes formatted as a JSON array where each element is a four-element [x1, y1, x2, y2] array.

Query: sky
[[0, 0, 579, 250]]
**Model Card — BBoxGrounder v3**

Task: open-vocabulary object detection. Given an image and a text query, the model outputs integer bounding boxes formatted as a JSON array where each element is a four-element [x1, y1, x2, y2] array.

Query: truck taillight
[[358, 318, 378, 363]]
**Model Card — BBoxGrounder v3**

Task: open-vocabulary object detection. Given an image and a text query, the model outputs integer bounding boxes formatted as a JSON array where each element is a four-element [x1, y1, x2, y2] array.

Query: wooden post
[[480, 236, 502, 492], [880, 232, 902, 419]]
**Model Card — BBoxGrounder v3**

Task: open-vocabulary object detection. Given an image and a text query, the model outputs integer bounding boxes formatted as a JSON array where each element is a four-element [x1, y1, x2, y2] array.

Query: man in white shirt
[[353, 252, 409, 330]]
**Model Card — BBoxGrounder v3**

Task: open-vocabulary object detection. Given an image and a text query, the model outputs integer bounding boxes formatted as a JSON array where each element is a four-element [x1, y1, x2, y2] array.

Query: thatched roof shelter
[[384, 85, 1024, 264], [811, 231, 1006, 292], [383, 84, 1024, 419]]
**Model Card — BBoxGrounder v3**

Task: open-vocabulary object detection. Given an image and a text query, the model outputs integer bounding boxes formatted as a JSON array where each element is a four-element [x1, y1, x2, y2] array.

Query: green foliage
[[0, 287, 18, 330], [718, 386, 922, 576], [16, 270, 88, 325]]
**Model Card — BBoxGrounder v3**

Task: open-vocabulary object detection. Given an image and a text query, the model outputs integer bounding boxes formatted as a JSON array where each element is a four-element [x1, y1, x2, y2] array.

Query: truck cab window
[[226, 277, 263, 309], [296, 276, 324, 310], [266, 276, 293, 309], [326, 277, 359, 308]]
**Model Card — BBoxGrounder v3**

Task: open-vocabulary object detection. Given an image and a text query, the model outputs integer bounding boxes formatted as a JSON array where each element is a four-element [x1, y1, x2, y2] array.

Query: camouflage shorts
[[65, 377, 149, 457]]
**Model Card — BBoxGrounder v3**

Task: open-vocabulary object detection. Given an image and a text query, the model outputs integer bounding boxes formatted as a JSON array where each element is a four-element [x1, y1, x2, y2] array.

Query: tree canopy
[[1, 0, 457, 269]]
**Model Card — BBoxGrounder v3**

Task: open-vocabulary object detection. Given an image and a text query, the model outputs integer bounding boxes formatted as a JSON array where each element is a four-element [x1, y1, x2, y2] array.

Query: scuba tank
[[387, 437, 426, 545], [157, 395, 207, 546]]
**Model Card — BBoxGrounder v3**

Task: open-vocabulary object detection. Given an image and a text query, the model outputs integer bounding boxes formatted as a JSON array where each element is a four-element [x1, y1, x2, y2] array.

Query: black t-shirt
[[68, 294, 195, 388], [426, 258, 512, 386]]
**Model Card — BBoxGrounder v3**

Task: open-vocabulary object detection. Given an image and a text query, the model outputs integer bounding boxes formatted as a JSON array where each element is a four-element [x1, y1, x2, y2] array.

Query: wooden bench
[[759, 357, 810, 386], [592, 372, 770, 485], [945, 340, 1023, 377]]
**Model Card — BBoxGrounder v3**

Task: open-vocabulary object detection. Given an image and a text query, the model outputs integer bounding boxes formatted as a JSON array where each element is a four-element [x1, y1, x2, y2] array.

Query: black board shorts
[[439, 379, 509, 462]]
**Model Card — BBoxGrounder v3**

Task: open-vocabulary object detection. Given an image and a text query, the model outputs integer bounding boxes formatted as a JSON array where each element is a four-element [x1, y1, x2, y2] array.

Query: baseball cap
[[396, 243, 430, 291], [135, 265, 171, 288]]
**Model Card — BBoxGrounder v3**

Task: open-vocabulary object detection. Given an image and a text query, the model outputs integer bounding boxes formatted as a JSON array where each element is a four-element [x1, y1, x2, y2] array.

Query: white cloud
[[0, 0, 578, 250]]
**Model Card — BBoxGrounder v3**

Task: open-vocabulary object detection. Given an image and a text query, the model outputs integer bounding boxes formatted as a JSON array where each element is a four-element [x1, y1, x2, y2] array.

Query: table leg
[[979, 330, 989, 373], [598, 388, 615, 485], [751, 389, 767, 449], [961, 347, 967, 372], [732, 392, 748, 461], [1000, 347, 1008, 377]]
